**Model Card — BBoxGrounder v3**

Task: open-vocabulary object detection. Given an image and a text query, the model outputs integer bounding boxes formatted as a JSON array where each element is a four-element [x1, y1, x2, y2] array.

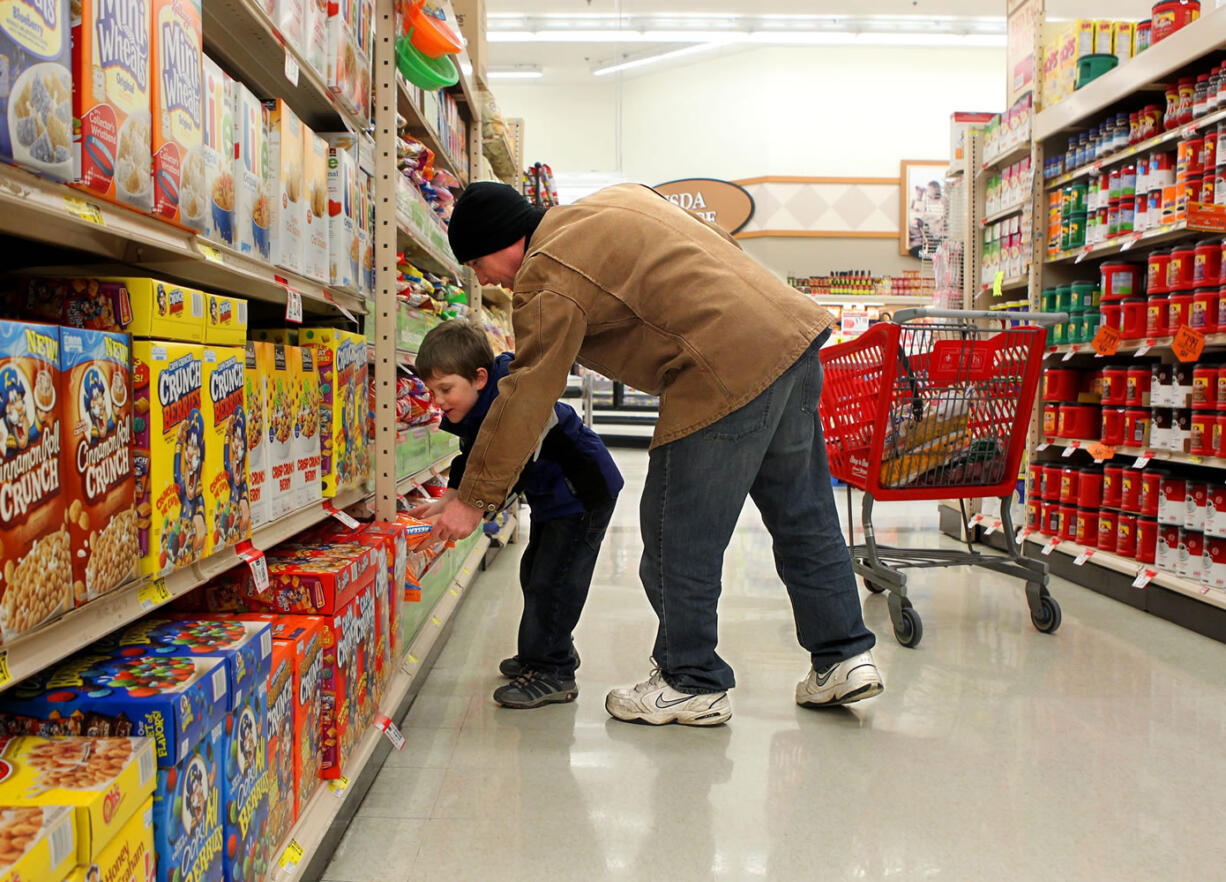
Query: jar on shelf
[[1178, 76, 1196, 126], [1170, 289, 1194, 330], [1195, 74, 1212, 119], [1165, 82, 1181, 130]]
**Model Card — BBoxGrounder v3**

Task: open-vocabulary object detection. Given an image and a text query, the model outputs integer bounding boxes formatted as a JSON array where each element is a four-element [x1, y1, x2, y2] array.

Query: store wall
[[740, 237, 920, 281]]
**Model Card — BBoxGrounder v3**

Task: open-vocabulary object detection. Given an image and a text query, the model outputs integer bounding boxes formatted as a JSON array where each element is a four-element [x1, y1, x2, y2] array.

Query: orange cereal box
[[151, 0, 202, 226], [74, 0, 154, 210], [203, 344, 249, 557], [0, 322, 69, 646], [60, 327, 136, 607]]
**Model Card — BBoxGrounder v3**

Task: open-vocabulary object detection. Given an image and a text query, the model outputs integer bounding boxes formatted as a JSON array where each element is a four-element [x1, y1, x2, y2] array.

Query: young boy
[[412, 320, 623, 708]]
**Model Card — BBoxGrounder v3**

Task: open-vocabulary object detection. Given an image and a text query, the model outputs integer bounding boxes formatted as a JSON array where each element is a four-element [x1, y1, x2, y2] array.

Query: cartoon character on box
[[221, 683, 272, 882], [154, 723, 225, 882], [176, 408, 208, 560], [1, 365, 41, 452], [320, 583, 376, 778], [226, 408, 250, 536], [205, 348, 251, 555]]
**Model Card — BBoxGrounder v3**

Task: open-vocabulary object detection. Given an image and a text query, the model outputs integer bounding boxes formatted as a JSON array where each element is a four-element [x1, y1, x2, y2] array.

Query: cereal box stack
[[265, 343, 296, 520], [244, 342, 271, 529], [269, 617, 324, 821], [0, 321, 70, 646], [206, 294, 247, 348], [262, 628, 295, 845], [266, 100, 305, 275], [152, 0, 203, 227], [304, 131, 330, 284], [195, 56, 235, 244], [0, 0, 73, 180], [204, 343, 251, 557], [298, 327, 368, 496], [0, 804, 76, 882], [234, 84, 270, 261], [292, 346, 322, 509], [324, 133, 360, 291], [75, 0, 154, 210]]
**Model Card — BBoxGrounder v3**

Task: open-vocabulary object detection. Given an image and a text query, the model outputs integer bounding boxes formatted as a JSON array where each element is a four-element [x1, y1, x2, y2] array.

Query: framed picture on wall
[[900, 160, 949, 259]]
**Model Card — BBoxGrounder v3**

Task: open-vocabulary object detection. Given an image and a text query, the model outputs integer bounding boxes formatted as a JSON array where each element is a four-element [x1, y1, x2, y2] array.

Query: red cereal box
[[252, 542, 376, 616], [270, 616, 325, 815], [316, 583, 375, 778]]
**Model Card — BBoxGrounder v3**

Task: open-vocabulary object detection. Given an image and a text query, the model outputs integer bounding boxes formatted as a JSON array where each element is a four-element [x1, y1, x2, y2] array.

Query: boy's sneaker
[[796, 651, 884, 708], [500, 649, 580, 679], [605, 668, 731, 726], [493, 671, 578, 709]]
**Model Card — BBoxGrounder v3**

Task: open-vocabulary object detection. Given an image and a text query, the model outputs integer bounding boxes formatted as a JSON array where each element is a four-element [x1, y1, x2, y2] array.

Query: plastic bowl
[[397, 35, 459, 89], [1076, 54, 1118, 89], [405, 0, 463, 58]]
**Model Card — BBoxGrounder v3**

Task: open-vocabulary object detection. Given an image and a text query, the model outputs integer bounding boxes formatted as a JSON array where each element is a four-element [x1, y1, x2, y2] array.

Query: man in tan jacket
[[432, 182, 881, 725]]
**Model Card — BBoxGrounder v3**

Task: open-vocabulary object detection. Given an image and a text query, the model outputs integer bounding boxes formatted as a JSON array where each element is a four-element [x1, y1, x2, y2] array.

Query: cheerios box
[[0, 0, 74, 181], [60, 327, 136, 607], [0, 736, 155, 864], [205, 294, 247, 347], [0, 321, 68, 647], [133, 340, 207, 577], [265, 99, 305, 275], [203, 345, 250, 556], [291, 345, 321, 510], [152, 719, 223, 882], [323, 133, 359, 291], [74, 0, 153, 210], [0, 804, 76, 882], [20, 276, 206, 343], [233, 83, 269, 261], [151, 0, 202, 227], [66, 795, 154, 882], [193, 55, 234, 244], [303, 130, 329, 283], [0, 647, 228, 769], [243, 342, 271, 529], [264, 344, 296, 520], [298, 328, 366, 496]]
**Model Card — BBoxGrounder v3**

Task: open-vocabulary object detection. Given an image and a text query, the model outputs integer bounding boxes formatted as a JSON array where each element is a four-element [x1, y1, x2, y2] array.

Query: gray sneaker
[[796, 651, 884, 708], [500, 649, 580, 679], [493, 671, 578, 709]]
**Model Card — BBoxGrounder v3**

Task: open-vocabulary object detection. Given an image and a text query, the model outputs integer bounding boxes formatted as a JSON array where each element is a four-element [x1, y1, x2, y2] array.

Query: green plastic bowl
[[397, 36, 459, 89], [1076, 53, 1118, 89]]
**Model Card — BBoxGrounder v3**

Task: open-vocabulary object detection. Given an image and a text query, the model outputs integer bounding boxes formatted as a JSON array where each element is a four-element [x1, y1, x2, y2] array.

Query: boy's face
[[424, 368, 488, 423]]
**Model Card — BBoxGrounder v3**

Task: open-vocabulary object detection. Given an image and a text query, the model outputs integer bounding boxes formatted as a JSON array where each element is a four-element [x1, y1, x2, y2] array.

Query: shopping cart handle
[[892, 307, 1070, 326]]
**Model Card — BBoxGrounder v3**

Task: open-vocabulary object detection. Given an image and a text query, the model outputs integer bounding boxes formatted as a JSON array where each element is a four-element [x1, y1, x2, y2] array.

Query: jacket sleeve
[[456, 289, 587, 511], [446, 436, 470, 490]]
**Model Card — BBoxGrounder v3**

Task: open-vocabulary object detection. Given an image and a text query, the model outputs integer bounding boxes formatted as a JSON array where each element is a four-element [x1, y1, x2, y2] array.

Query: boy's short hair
[[416, 320, 495, 382]]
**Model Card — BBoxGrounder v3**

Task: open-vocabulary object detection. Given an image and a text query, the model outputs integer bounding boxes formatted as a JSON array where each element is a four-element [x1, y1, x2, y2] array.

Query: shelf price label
[[1062, 345, 1079, 362], [1091, 325, 1121, 356], [1075, 246, 1094, 264], [1074, 548, 1095, 566], [1172, 325, 1206, 363], [138, 579, 171, 611], [1133, 452, 1153, 469], [983, 520, 1002, 536], [323, 501, 360, 530], [992, 270, 1005, 298], [375, 713, 406, 751], [323, 290, 358, 323], [328, 776, 351, 797], [1036, 442, 1051, 452], [199, 243, 223, 263], [1041, 538, 1060, 556], [1015, 527, 1033, 546], [278, 841, 304, 872], [284, 49, 300, 86], [1119, 232, 1143, 252], [1061, 441, 1080, 458], [63, 195, 105, 225], [237, 542, 270, 594], [1134, 339, 1155, 357], [285, 288, 303, 323], [1132, 568, 1156, 589]]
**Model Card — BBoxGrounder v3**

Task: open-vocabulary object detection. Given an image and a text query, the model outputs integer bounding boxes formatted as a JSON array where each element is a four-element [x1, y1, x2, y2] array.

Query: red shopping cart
[[820, 308, 1065, 648]]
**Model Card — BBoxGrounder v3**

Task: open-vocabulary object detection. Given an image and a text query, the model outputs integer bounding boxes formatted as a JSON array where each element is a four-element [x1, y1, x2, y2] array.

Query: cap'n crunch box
[[205, 295, 247, 347], [0, 0, 73, 180], [244, 342, 270, 529], [265, 344, 295, 520], [20, 276, 206, 343], [265, 99, 304, 275], [152, 719, 223, 882], [66, 795, 154, 882], [251, 541, 375, 616], [268, 617, 323, 821], [133, 340, 207, 577], [203, 345, 250, 556], [0, 736, 156, 864], [323, 134, 359, 291], [292, 346, 321, 510], [318, 581, 376, 778], [218, 679, 271, 882], [193, 55, 234, 243], [74, 0, 153, 210], [233, 83, 269, 261], [152, 0, 202, 226], [298, 328, 366, 496], [0, 804, 76, 882], [0, 321, 68, 646], [303, 131, 329, 283], [264, 634, 294, 843], [60, 327, 136, 607]]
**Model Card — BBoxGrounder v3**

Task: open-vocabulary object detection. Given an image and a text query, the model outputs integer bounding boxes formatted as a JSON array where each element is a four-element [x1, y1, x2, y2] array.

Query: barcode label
[[137, 743, 155, 785], [212, 667, 228, 701], [239, 300, 248, 325], [261, 630, 273, 660], [192, 291, 204, 318], [49, 812, 74, 867]]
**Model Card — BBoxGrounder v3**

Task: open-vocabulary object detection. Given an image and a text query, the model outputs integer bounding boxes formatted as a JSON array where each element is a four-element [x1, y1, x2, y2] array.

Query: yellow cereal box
[[291, 346, 321, 509], [0, 0, 73, 181], [233, 83, 269, 261], [303, 130, 330, 283], [1093, 20, 1113, 56], [1113, 21, 1134, 61], [244, 342, 271, 529], [266, 99, 305, 275], [189, 54, 234, 243], [297, 328, 365, 496], [65, 796, 154, 882], [74, 0, 154, 210], [203, 345, 248, 558], [22, 275, 205, 342], [0, 804, 76, 882], [133, 340, 206, 577], [204, 294, 247, 346], [151, 0, 202, 226], [0, 737, 156, 864], [265, 344, 296, 520]]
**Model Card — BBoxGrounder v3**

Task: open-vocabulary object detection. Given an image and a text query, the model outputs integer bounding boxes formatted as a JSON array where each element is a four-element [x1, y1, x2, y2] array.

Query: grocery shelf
[[984, 202, 1028, 225], [808, 295, 933, 306], [398, 77, 468, 187], [0, 488, 370, 694], [980, 140, 1032, 173], [274, 534, 491, 882], [482, 285, 513, 308], [1034, 7, 1226, 141], [395, 452, 459, 495], [397, 212, 462, 278], [981, 274, 1030, 294], [483, 132, 518, 184], [1038, 439, 1226, 470], [1044, 332, 1226, 357], [1045, 221, 1195, 265], [1044, 106, 1226, 191], [946, 165, 965, 179]]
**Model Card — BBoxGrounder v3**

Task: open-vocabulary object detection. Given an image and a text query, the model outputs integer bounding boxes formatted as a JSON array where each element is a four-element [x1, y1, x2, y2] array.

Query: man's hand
[[409, 488, 456, 521], [429, 495, 484, 543]]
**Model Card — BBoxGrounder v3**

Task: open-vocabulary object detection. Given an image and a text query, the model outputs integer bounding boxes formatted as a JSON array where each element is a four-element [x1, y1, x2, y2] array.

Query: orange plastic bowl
[[405, 0, 463, 57]]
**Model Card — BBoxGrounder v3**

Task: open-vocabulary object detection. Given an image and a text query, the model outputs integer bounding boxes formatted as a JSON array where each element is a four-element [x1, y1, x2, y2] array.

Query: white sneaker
[[605, 668, 731, 726], [796, 651, 884, 708]]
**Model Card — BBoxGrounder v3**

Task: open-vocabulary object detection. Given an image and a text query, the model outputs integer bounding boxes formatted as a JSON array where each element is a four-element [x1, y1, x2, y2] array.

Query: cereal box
[[317, 581, 375, 778], [265, 99, 304, 275], [218, 680, 272, 882], [20, 276, 206, 343], [205, 295, 247, 346], [0, 647, 228, 769], [275, 0, 303, 57], [0, 804, 76, 882], [66, 795, 154, 882], [233, 83, 269, 261], [151, 0, 202, 226], [203, 345, 250, 556], [359, 168, 373, 296], [60, 327, 136, 606], [249, 540, 376, 616], [325, 7, 358, 116], [264, 344, 295, 521], [133, 340, 207, 577], [305, 0, 325, 78], [152, 720, 223, 882], [0, 737, 156, 863], [323, 133, 359, 290], [0, 322, 68, 646], [291, 346, 321, 510], [244, 342, 270, 529], [74, 0, 153, 210], [191, 55, 234, 243], [268, 617, 323, 820], [0, 0, 73, 180], [303, 130, 329, 283], [298, 328, 366, 496], [263, 634, 293, 843]]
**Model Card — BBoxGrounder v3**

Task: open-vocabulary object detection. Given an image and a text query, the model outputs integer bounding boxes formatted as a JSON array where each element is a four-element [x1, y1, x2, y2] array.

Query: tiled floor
[[324, 449, 1226, 882]]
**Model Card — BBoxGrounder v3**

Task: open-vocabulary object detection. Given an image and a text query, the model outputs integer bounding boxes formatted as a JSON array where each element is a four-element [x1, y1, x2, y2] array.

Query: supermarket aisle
[[325, 450, 1226, 882]]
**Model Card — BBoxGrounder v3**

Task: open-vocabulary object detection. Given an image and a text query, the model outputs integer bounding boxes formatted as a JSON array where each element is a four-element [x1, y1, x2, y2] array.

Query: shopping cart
[[820, 307, 1066, 648]]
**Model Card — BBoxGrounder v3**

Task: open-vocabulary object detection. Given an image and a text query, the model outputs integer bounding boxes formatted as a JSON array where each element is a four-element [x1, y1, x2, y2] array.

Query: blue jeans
[[517, 499, 617, 678], [640, 332, 875, 692]]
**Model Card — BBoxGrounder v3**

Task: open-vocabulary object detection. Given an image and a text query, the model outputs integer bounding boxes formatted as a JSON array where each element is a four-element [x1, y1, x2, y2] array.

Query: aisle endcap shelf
[[980, 140, 1032, 174]]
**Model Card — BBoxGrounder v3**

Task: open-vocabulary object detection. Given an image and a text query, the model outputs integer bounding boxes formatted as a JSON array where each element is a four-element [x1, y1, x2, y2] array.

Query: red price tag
[[1172, 325, 1206, 362], [1133, 452, 1152, 469], [984, 520, 1001, 536], [1061, 441, 1080, 458], [1091, 324, 1121, 356], [375, 713, 406, 750], [1087, 442, 1115, 462], [1062, 345, 1079, 362], [1041, 538, 1059, 556], [323, 501, 360, 529], [236, 542, 269, 594], [1074, 548, 1095, 566], [1075, 246, 1093, 264], [1132, 568, 1156, 589]]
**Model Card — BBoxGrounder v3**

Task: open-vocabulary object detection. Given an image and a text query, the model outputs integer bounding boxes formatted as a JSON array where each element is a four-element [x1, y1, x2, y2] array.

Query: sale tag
[[1015, 527, 1033, 546], [0, 650, 10, 688], [375, 713, 406, 750], [1088, 442, 1115, 462], [970, 513, 985, 527], [1132, 568, 1156, 589], [323, 501, 360, 529], [1133, 453, 1152, 469], [1062, 346, 1079, 362], [1074, 548, 1095, 566], [285, 288, 303, 323], [322, 290, 359, 323], [407, 654, 419, 666], [199, 243, 223, 263], [1172, 325, 1206, 362], [237, 542, 270, 594], [1119, 232, 1141, 252], [328, 776, 350, 797], [284, 49, 300, 86], [984, 520, 1001, 536], [63, 195, 105, 225], [1134, 342, 1153, 357], [993, 270, 1005, 298], [1062, 441, 1080, 457], [138, 578, 171, 611], [279, 841, 304, 871], [1091, 324, 1121, 356], [1041, 538, 1059, 556], [430, 615, 442, 626]]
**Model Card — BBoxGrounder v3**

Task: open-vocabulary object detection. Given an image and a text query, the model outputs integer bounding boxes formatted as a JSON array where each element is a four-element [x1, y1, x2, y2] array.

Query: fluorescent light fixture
[[460, 60, 473, 77], [593, 42, 728, 76], [491, 30, 1005, 48], [488, 66, 544, 79]]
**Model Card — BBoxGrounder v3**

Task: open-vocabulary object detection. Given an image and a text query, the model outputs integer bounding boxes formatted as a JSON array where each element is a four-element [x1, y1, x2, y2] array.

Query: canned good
[[1058, 504, 1078, 542], [1194, 238, 1223, 286], [1105, 261, 1146, 300], [1169, 245, 1198, 291], [1192, 287, 1219, 332], [1170, 291, 1194, 331], [1125, 408, 1151, 448], [1147, 294, 1170, 336], [1192, 409, 1216, 455], [1193, 365, 1219, 409], [1140, 468, 1165, 516]]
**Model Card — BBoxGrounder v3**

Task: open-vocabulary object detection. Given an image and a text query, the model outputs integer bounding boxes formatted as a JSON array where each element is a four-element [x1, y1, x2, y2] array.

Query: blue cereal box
[[0, 0, 73, 180], [218, 681, 272, 882], [263, 635, 294, 845], [153, 719, 224, 882]]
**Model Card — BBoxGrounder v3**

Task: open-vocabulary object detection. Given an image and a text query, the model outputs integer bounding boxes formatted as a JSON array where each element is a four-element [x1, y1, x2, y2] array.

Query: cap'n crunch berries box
[[205, 295, 247, 347], [74, 0, 153, 210], [298, 328, 366, 496], [237, 541, 375, 616], [152, 0, 202, 227], [0, 321, 68, 646], [66, 795, 154, 882], [244, 342, 270, 529], [265, 99, 304, 275], [0, 736, 156, 864], [152, 720, 223, 882], [203, 345, 251, 556], [60, 327, 136, 607], [133, 340, 207, 577], [0, 804, 76, 882], [263, 634, 294, 844], [292, 346, 321, 510], [0, 646, 228, 768], [318, 582, 376, 779], [265, 344, 295, 520], [0, 0, 73, 180], [20, 276, 206, 343], [218, 679, 271, 882], [233, 83, 268, 261], [268, 617, 324, 821], [303, 131, 329, 283]]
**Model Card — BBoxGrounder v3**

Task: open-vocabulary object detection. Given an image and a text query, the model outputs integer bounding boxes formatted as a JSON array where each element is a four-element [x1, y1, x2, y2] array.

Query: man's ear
[[473, 367, 489, 391]]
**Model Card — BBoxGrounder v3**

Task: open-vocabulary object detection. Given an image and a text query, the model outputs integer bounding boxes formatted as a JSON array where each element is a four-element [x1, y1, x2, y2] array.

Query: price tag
[[237, 542, 270, 594], [1172, 325, 1206, 362], [406, 653, 419, 666], [1016, 527, 1033, 546], [322, 290, 359, 323], [448, 587, 459, 596], [1119, 232, 1143, 252], [278, 841, 304, 871], [1091, 160, 1103, 174], [984, 520, 1001, 536], [284, 49, 300, 86], [1062, 346, 1079, 361], [1088, 442, 1115, 463], [0, 650, 10, 688], [430, 615, 442, 626], [970, 513, 985, 527], [1134, 340, 1154, 357], [199, 243, 223, 263], [1075, 246, 1093, 264], [328, 776, 350, 797], [461, 567, 471, 577], [63, 195, 105, 225], [1074, 548, 1095, 566], [1133, 453, 1152, 469], [1041, 538, 1059, 555], [1036, 442, 1050, 452], [138, 578, 171, 611], [285, 288, 303, 323], [1091, 324, 1121, 356], [993, 270, 1005, 298], [1132, 568, 1156, 589], [1190, 455, 1205, 465], [375, 713, 406, 751], [1062, 441, 1080, 458], [323, 501, 360, 529], [1201, 584, 1211, 595]]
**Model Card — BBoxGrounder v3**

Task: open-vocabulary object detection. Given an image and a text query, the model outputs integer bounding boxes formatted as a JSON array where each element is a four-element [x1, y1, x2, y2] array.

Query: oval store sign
[[654, 178, 755, 234]]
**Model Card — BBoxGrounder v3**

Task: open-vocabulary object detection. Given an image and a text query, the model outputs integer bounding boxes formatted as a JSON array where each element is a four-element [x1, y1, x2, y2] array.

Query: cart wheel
[[863, 578, 888, 595], [1031, 595, 1062, 634], [894, 605, 923, 648]]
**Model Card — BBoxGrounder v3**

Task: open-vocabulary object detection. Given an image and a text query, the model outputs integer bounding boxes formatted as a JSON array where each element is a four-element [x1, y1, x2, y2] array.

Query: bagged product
[[60, 327, 136, 606], [292, 346, 322, 509], [193, 55, 235, 243], [324, 133, 360, 290], [303, 130, 330, 283], [203, 345, 250, 556], [265, 99, 305, 274], [0, 0, 73, 180], [20, 275, 206, 342], [151, 0, 203, 226], [233, 83, 270, 260], [244, 342, 271, 528], [205, 293, 248, 346], [265, 344, 296, 519]]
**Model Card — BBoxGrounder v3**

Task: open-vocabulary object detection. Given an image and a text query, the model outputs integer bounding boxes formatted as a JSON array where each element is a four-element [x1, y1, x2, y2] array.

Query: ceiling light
[[492, 30, 1006, 49], [488, 67, 544, 79], [593, 43, 729, 76]]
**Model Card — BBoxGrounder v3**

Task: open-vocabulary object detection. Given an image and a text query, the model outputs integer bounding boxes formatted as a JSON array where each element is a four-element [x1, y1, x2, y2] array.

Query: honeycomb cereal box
[[60, 327, 136, 607], [0, 804, 76, 882], [205, 294, 247, 346], [292, 346, 321, 510], [0, 0, 73, 180], [193, 55, 234, 243], [66, 795, 154, 882], [323, 133, 359, 290], [303, 130, 329, 283], [298, 328, 366, 496], [203, 345, 250, 556], [0, 736, 155, 863], [152, 719, 224, 882], [151, 0, 202, 227], [0, 321, 68, 646], [268, 617, 323, 822], [265, 99, 304, 275], [244, 342, 271, 529], [20, 276, 206, 343], [233, 83, 269, 261], [133, 340, 207, 577], [264, 344, 295, 520], [74, 0, 153, 210]]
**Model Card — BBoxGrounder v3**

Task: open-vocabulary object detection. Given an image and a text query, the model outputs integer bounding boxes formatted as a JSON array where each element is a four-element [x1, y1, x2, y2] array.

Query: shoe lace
[[635, 660, 667, 694]]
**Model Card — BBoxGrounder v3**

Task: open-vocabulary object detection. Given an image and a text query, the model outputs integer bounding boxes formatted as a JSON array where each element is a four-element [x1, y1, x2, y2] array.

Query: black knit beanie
[[448, 182, 546, 264]]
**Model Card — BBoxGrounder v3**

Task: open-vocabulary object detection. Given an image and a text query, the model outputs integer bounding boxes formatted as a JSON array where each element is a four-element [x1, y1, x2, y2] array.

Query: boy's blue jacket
[[442, 353, 623, 520]]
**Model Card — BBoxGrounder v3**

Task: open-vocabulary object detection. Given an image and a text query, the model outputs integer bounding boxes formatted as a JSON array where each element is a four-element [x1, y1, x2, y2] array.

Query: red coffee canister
[[1214, 411, 1226, 456], [1117, 512, 1139, 558], [1121, 467, 1143, 511], [1059, 405, 1103, 439], [1078, 467, 1104, 508], [1076, 508, 1099, 547], [1099, 508, 1120, 551], [1195, 238, 1223, 286], [1044, 369, 1086, 401], [1103, 464, 1125, 507], [1148, 251, 1171, 295], [1124, 407, 1151, 447], [1148, 294, 1170, 336], [1041, 501, 1061, 535], [1101, 365, 1129, 404], [1126, 366, 1152, 405], [1029, 463, 1044, 498], [1042, 464, 1064, 500], [1060, 465, 1081, 504], [1058, 505, 1078, 542], [1170, 291, 1194, 330], [1192, 286, 1220, 333], [1169, 245, 1198, 291], [1193, 365, 1219, 409], [1140, 468, 1164, 516], [1102, 301, 1124, 331], [1192, 410, 1216, 455], [1121, 299, 1149, 338], [1027, 496, 1042, 531], [1103, 407, 1127, 445], [1137, 516, 1160, 563]]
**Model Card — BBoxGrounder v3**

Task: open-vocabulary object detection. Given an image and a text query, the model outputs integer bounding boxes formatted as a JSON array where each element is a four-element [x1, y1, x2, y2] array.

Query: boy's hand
[[429, 496, 484, 542]]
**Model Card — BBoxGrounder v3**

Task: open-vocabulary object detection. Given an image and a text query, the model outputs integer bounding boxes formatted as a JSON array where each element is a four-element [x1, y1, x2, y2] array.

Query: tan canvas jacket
[[456, 183, 835, 513]]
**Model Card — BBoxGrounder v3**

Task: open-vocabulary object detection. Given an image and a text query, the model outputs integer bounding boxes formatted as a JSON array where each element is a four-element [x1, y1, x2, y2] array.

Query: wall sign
[[654, 178, 756, 234]]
